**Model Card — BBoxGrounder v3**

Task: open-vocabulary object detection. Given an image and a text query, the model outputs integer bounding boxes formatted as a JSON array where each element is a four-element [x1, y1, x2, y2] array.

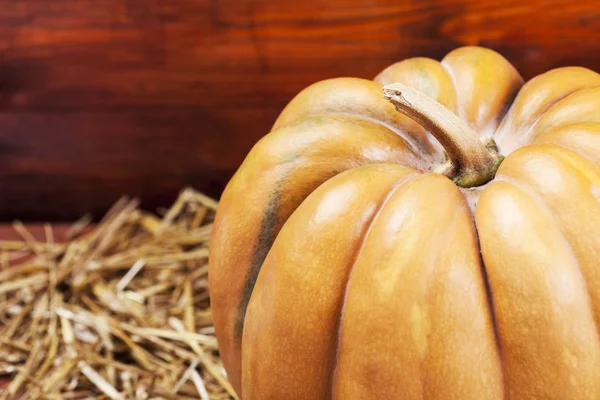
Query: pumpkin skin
[[209, 46, 600, 399]]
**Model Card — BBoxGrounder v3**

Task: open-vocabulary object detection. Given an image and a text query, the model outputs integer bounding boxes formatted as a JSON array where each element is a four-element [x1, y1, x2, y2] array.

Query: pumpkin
[[209, 46, 600, 399]]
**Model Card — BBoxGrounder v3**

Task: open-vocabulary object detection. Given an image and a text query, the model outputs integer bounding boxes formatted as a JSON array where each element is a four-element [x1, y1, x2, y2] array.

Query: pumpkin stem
[[383, 83, 503, 188]]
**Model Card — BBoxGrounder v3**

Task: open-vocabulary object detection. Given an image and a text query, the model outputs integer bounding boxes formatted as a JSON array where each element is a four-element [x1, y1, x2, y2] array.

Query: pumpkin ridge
[[539, 143, 600, 185], [232, 162, 357, 344], [240, 165, 418, 398], [228, 115, 422, 347], [527, 85, 600, 138], [487, 83, 520, 140], [440, 46, 523, 136], [306, 111, 440, 164], [439, 59, 461, 118], [496, 67, 600, 141], [476, 180, 600, 397], [261, 114, 421, 165], [234, 188, 281, 342], [272, 78, 442, 158], [421, 203, 473, 396], [534, 122, 600, 166], [333, 173, 502, 398], [471, 217, 507, 390], [329, 172, 418, 399], [492, 174, 600, 337], [497, 84, 600, 155]]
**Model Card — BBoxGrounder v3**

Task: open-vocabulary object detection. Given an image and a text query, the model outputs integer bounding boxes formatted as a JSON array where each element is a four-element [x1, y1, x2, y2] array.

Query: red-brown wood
[[2, 0, 600, 220], [0, 223, 72, 242]]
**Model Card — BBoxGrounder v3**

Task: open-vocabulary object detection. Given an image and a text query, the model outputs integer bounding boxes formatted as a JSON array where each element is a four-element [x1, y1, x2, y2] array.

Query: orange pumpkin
[[209, 46, 600, 399]]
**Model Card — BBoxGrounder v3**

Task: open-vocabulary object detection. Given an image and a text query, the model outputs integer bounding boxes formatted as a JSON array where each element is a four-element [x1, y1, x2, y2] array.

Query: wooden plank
[[1, 0, 600, 219], [0, 223, 72, 241], [0, 109, 276, 220]]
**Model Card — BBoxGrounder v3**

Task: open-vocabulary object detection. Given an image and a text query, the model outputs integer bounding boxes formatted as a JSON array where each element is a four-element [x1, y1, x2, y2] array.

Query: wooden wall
[[2, 0, 600, 220]]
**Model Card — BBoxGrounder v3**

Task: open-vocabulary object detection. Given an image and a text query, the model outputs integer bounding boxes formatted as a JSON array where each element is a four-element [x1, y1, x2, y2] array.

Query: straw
[[0, 187, 233, 399]]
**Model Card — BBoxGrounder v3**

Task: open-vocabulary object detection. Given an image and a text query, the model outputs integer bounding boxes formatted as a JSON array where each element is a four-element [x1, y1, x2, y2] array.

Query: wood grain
[[0, 223, 72, 242], [1, 0, 600, 220]]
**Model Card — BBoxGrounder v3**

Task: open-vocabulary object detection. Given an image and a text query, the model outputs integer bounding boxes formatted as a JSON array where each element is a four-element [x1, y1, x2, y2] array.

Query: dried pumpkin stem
[[383, 83, 504, 187]]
